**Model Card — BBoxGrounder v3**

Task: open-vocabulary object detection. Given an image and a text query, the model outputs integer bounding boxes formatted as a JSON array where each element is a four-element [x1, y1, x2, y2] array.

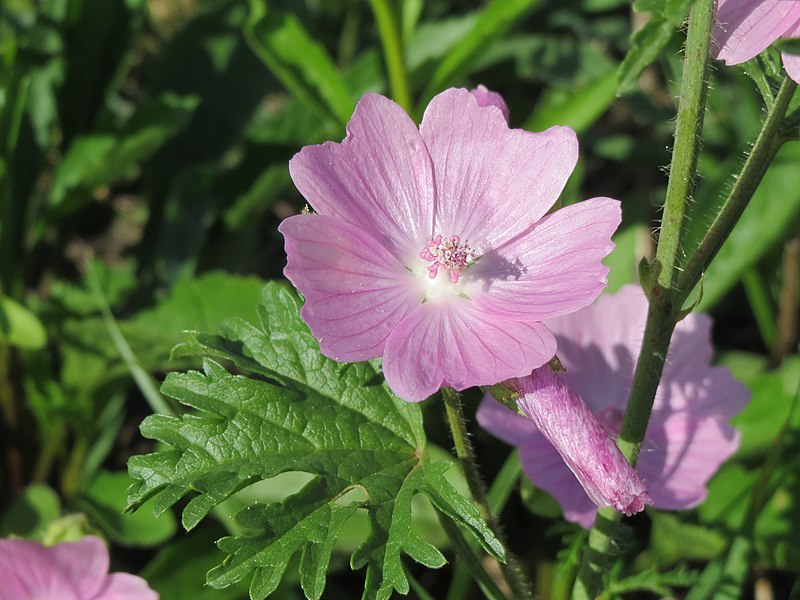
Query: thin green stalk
[[32, 422, 65, 483], [405, 563, 437, 600], [678, 76, 798, 302], [447, 450, 522, 600], [368, 0, 412, 111], [438, 515, 508, 600], [86, 258, 173, 416], [741, 267, 777, 349], [652, 0, 714, 290], [572, 0, 715, 596], [442, 388, 532, 599]]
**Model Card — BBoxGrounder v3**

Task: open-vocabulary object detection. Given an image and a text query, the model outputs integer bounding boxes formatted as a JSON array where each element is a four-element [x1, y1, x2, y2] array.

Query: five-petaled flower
[[0, 536, 158, 599], [478, 285, 749, 528], [280, 87, 621, 402], [713, 0, 800, 83]]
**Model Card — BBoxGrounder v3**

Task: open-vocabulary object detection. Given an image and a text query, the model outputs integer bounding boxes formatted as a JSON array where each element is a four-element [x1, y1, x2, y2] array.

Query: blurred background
[[1, 0, 799, 598]]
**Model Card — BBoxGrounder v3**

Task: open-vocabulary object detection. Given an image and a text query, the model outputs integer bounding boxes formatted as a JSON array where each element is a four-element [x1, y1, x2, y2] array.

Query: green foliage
[[244, 0, 354, 128], [74, 471, 177, 547], [0, 295, 46, 349], [418, 0, 542, 107], [48, 93, 199, 218], [617, 0, 693, 93], [693, 144, 800, 309], [128, 283, 502, 600], [0, 484, 61, 538]]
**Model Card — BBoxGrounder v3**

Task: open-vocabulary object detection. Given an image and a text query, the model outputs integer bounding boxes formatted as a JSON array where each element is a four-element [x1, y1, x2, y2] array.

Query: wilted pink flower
[[713, 0, 800, 83], [280, 87, 621, 402], [478, 285, 748, 528], [512, 366, 652, 516], [0, 536, 158, 600]]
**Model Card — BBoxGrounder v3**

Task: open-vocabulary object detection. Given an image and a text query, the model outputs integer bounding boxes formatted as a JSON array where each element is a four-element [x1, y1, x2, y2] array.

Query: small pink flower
[[280, 87, 621, 402], [713, 0, 800, 83], [477, 285, 749, 528], [0, 536, 158, 600]]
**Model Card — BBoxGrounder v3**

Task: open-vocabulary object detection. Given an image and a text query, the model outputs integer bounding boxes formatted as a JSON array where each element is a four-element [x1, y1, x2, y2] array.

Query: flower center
[[419, 234, 476, 283]]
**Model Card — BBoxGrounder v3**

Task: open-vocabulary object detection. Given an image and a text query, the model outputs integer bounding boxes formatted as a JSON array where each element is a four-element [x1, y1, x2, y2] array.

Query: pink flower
[[280, 87, 621, 402], [512, 366, 652, 517], [477, 285, 748, 528], [0, 536, 158, 600], [713, 0, 800, 83]]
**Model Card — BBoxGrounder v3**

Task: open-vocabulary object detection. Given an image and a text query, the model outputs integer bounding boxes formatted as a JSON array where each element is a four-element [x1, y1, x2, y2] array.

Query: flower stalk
[[677, 75, 798, 304], [573, 0, 715, 595], [574, 3, 800, 598], [441, 387, 533, 599]]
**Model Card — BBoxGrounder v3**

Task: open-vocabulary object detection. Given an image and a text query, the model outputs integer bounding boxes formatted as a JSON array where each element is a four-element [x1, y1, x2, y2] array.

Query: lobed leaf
[[129, 283, 502, 600]]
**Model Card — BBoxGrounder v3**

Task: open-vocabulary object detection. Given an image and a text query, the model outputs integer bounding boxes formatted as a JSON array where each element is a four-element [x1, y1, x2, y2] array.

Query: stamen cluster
[[420, 234, 476, 283]]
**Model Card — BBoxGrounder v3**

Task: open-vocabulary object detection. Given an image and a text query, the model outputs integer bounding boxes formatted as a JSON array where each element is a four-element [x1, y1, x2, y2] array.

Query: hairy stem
[[572, 0, 715, 595], [442, 387, 532, 599], [368, 0, 412, 111], [678, 76, 798, 304]]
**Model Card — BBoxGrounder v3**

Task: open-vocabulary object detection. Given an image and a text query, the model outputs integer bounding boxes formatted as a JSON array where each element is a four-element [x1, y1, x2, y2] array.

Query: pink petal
[[518, 432, 599, 528], [280, 214, 419, 362], [95, 573, 159, 600], [382, 303, 556, 402], [476, 393, 537, 446], [714, 0, 800, 64], [288, 93, 435, 260], [49, 537, 110, 598], [477, 394, 599, 527], [781, 50, 800, 82], [469, 197, 621, 321], [545, 285, 647, 414], [470, 85, 510, 123], [656, 313, 750, 417], [638, 413, 740, 511], [0, 539, 79, 600], [514, 367, 652, 516], [782, 17, 800, 83], [419, 88, 579, 250]]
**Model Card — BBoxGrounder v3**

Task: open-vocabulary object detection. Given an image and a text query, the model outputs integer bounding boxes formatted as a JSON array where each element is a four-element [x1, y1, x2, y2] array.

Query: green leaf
[[74, 471, 177, 547], [602, 225, 647, 293], [524, 67, 618, 133], [606, 564, 699, 597], [617, 0, 692, 93], [648, 512, 727, 565], [128, 283, 502, 600], [418, 0, 540, 107], [60, 271, 266, 397], [141, 525, 255, 600], [730, 356, 800, 459], [244, 1, 354, 127], [48, 93, 199, 216], [0, 484, 61, 538], [0, 295, 46, 349]]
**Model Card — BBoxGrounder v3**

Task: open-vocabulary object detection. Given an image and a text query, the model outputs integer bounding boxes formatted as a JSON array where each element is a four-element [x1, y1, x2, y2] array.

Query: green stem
[[652, 0, 714, 291], [442, 388, 532, 599], [447, 450, 521, 600], [32, 422, 65, 483], [678, 76, 798, 303], [742, 267, 777, 349], [437, 514, 508, 600], [573, 0, 715, 596], [367, 0, 412, 111]]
